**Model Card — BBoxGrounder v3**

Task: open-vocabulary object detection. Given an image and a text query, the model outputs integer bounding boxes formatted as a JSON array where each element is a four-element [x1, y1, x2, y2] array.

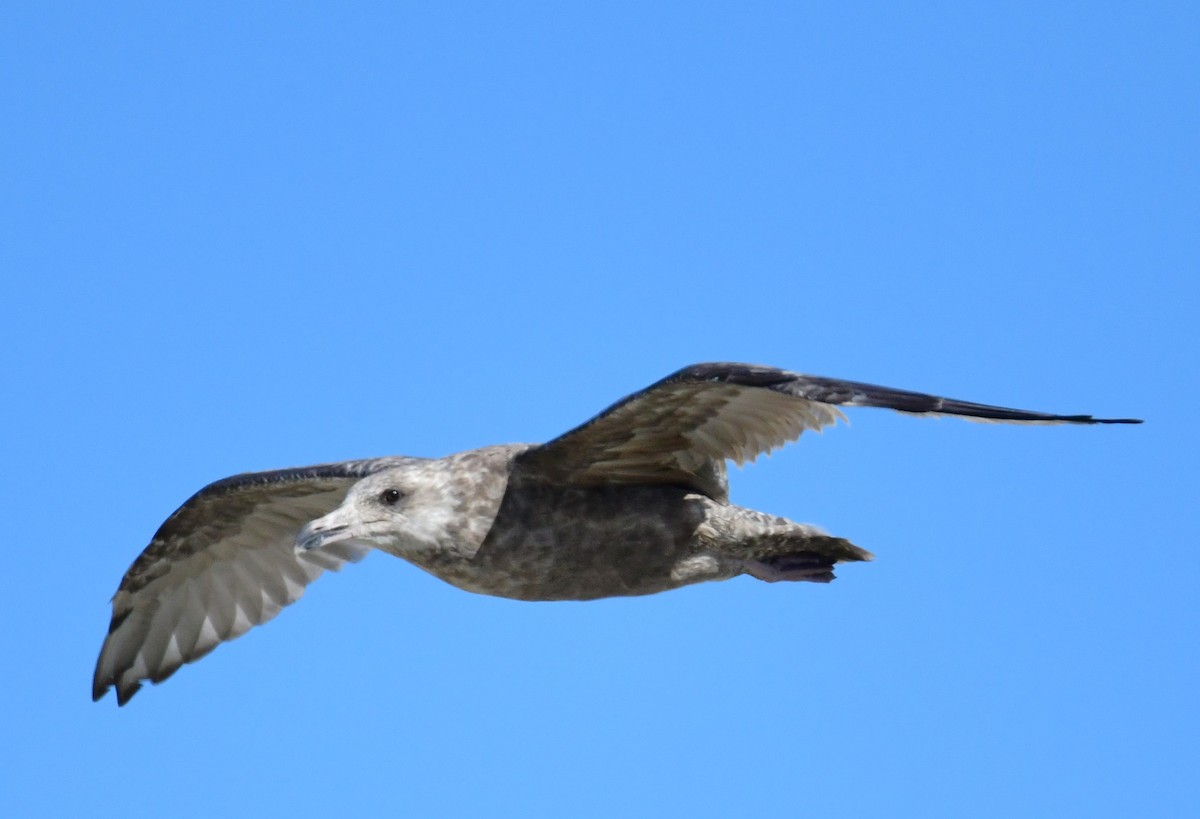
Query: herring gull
[[93, 362, 1140, 705]]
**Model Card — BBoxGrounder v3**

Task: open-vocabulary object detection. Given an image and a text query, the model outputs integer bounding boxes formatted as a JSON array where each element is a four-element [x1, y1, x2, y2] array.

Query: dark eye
[[380, 488, 402, 505]]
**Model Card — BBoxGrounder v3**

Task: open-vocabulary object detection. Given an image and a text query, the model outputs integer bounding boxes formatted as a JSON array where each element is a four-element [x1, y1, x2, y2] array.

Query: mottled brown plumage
[[94, 363, 1140, 705]]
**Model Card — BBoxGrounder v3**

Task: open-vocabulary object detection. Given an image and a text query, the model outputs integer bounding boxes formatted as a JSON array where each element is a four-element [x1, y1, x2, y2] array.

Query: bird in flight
[[93, 362, 1140, 705]]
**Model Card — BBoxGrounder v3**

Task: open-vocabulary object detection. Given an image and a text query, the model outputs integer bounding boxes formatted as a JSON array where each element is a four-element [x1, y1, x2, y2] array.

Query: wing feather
[[518, 362, 1140, 498], [93, 457, 414, 705], [169, 582, 207, 669]]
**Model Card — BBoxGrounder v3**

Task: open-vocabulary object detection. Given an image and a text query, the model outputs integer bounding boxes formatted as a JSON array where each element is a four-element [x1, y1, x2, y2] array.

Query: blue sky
[[2, 2, 1195, 816]]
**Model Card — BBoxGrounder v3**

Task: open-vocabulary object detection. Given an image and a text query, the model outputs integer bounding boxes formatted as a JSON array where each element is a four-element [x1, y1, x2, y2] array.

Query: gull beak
[[295, 506, 359, 553]]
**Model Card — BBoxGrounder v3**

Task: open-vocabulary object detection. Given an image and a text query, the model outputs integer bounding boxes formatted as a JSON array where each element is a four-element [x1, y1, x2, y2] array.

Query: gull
[[93, 362, 1140, 704]]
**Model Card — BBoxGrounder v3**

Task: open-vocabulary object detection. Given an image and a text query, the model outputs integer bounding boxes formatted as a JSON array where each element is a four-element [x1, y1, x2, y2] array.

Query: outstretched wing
[[93, 457, 413, 706], [518, 362, 1141, 499]]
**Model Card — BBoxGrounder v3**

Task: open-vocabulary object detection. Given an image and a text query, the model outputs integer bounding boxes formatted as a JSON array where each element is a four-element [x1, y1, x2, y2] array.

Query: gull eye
[[380, 488, 402, 506]]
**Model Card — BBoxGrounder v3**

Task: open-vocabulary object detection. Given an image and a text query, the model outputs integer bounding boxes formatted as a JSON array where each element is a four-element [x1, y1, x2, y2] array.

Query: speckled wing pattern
[[519, 362, 1141, 499], [93, 457, 412, 705]]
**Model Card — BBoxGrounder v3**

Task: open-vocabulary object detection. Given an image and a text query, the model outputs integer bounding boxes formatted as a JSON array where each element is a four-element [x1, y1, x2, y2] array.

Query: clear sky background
[[2, 3, 1195, 817]]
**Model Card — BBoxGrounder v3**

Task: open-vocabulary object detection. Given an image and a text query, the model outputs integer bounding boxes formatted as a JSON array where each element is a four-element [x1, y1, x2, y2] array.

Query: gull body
[[295, 444, 842, 602]]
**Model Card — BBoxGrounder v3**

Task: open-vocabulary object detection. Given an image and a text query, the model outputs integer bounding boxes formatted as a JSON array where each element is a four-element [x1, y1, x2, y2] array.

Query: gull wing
[[93, 457, 412, 705], [517, 362, 1140, 499]]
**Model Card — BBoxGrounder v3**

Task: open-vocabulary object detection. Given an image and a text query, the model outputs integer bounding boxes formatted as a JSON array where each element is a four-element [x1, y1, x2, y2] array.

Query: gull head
[[295, 462, 460, 561]]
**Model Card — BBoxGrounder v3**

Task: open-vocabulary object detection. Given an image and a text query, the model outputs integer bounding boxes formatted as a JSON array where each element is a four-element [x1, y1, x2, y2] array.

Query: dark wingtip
[[92, 659, 111, 703], [1093, 418, 1143, 425], [115, 681, 140, 707], [93, 671, 139, 706]]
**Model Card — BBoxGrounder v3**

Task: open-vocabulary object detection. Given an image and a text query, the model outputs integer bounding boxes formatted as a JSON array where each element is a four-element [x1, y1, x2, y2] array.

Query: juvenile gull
[[93, 362, 1140, 705]]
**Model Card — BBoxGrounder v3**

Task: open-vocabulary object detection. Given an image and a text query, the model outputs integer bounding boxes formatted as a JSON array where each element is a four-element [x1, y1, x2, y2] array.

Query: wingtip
[[92, 681, 126, 705], [92, 670, 139, 706], [115, 681, 141, 707], [92, 661, 110, 703]]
